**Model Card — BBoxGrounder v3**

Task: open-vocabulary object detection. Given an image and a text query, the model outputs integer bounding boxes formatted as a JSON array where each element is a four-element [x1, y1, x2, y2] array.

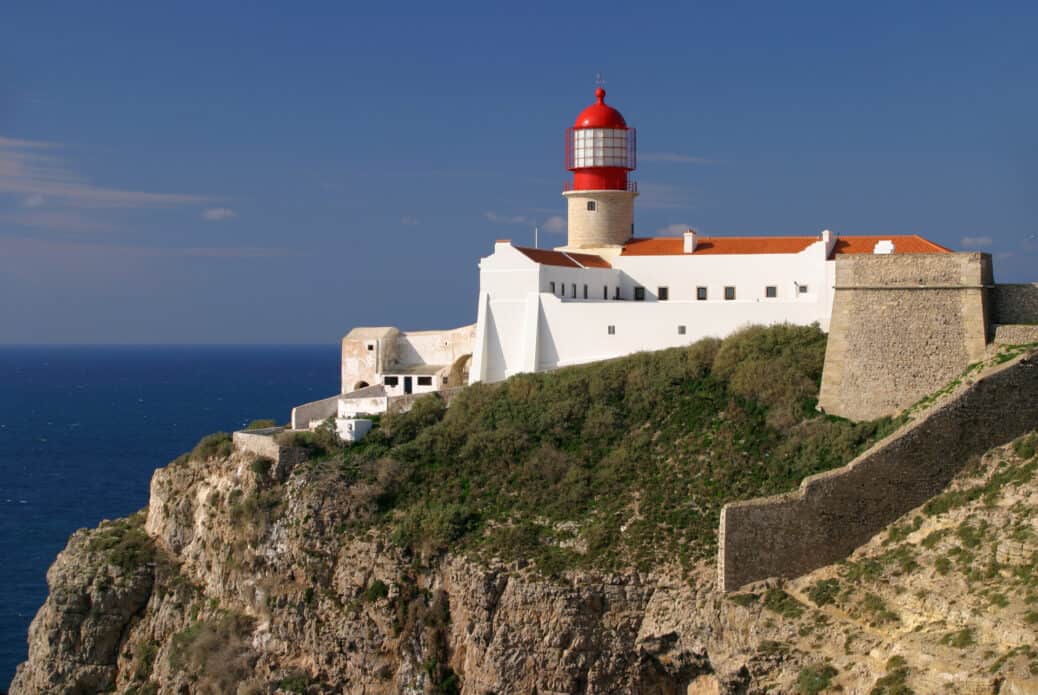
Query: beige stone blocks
[[562, 189, 636, 248]]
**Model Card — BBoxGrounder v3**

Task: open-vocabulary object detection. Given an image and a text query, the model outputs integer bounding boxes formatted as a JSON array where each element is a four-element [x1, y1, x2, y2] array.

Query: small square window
[[587, 201, 596, 211], [634, 287, 645, 301], [765, 286, 777, 298], [678, 325, 686, 335], [442, 376, 449, 385], [724, 286, 736, 300], [658, 287, 669, 301], [799, 284, 809, 294], [607, 325, 616, 335], [383, 376, 399, 387], [366, 343, 374, 351], [696, 286, 708, 301]]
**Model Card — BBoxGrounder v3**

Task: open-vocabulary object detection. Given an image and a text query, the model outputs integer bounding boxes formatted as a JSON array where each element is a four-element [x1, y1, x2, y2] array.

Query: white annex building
[[291, 86, 950, 432]]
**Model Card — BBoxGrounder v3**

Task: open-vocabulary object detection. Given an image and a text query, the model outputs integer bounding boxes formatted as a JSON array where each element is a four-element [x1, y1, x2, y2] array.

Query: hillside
[[9, 325, 1037, 694]]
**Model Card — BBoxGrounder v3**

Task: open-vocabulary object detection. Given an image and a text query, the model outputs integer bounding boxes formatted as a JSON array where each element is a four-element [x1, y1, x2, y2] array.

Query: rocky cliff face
[[12, 430, 1038, 694]]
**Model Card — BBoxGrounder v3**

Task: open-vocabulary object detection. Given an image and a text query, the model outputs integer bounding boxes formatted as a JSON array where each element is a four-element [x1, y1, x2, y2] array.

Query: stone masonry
[[818, 253, 992, 421], [719, 348, 1038, 592]]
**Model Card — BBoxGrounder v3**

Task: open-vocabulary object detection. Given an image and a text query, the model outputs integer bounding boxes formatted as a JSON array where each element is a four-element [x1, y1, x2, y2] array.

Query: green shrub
[[246, 419, 278, 430], [1013, 433, 1037, 461], [249, 457, 273, 480], [190, 432, 233, 461], [364, 579, 389, 602], [763, 588, 805, 619], [869, 655, 912, 695], [168, 613, 256, 689], [807, 578, 841, 606], [940, 627, 975, 648], [796, 663, 838, 694], [87, 511, 154, 571]]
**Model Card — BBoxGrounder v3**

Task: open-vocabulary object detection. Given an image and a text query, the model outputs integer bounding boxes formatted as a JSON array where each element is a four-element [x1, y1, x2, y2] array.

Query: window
[[607, 325, 616, 335], [383, 376, 399, 387], [799, 284, 809, 294], [587, 201, 597, 211], [696, 286, 708, 301], [583, 284, 588, 299], [678, 325, 686, 335], [417, 376, 432, 386], [366, 343, 374, 351], [634, 286, 645, 301], [442, 376, 449, 385], [549, 281, 556, 294], [559, 283, 565, 297], [724, 286, 736, 300], [603, 286, 608, 299], [765, 286, 777, 298], [614, 286, 621, 300], [658, 286, 669, 301], [571, 283, 577, 298]]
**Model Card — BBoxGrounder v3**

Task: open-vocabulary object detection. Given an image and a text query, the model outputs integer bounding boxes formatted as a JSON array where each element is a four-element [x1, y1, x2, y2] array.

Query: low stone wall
[[993, 283, 1038, 324], [993, 324, 1038, 346], [290, 394, 340, 430], [718, 348, 1038, 592]]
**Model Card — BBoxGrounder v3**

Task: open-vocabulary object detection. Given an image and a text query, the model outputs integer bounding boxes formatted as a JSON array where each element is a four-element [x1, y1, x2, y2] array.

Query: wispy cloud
[[485, 211, 529, 225], [0, 235, 304, 259], [640, 152, 715, 165], [654, 223, 692, 236], [960, 235, 993, 248], [0, 135, 215, 210], [201, 207, 237, 221], [400, 215, 419, 225], [0, 210, 117, 233], [637, 182, 697, 210], [542, 215, 565, 233]]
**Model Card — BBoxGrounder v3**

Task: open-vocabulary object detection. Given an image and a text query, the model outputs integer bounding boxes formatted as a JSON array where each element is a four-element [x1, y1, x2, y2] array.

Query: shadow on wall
[[719, 348, 1038, 592]]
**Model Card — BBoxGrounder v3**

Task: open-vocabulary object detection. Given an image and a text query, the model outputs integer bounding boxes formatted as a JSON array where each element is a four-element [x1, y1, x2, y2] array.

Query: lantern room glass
[[566, 128, 636, 169]]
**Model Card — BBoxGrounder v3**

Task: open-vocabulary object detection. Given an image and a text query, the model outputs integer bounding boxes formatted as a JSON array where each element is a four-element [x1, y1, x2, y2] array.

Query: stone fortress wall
[[719, 348, 1038, 592], [817, 253, 992, 421]]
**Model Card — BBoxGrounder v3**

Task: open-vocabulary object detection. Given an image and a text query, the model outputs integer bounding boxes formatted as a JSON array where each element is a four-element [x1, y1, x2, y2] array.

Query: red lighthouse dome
[[565, 87, 637, 191], [573, 88, 628, 128]]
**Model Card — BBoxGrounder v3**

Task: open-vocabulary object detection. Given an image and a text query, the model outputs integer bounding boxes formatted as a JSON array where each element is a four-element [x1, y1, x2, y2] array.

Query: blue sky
[[2, 1, 1036, 343]]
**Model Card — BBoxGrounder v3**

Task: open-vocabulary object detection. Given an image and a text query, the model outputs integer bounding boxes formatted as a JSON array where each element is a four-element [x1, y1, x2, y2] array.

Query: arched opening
[[353, 381, 369, 391]]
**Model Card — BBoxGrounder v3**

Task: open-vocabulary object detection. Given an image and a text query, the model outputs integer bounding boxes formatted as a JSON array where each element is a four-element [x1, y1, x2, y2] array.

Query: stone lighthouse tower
[[562, 87, 637, 249]]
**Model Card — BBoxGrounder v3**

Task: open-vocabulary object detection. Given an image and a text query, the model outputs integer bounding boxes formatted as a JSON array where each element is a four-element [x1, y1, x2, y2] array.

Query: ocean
[[0, 345, 340, 689]]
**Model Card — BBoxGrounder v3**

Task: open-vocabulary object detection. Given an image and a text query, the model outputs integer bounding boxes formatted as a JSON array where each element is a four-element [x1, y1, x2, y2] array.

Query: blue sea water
[[0, 345, 339, 689]]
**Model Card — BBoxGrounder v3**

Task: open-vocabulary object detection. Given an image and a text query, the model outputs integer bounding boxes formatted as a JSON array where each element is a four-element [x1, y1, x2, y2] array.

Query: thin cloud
[[0, 235, 304, 259], [0, 135, 215, 210], [400, 215, 420, 225], [960, 235, 993, 248], [637, 182, 697, 210], [640, 152, 715, 165], [0, 210, 118, 233], [485, 211, 529, 225], [542, 215, 565, 233], [654, 223, 692, 236], [201, 207, 238, 221], [22, 193, 45, 208]]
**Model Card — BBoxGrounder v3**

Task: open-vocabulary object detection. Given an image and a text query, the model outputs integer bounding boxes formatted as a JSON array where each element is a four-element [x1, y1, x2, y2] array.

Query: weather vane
[[595, 72, 606, 88]]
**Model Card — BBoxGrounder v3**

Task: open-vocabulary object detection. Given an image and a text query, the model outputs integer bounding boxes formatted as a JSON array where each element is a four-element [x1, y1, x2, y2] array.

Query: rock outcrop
[[12, 430, 1038, 694]]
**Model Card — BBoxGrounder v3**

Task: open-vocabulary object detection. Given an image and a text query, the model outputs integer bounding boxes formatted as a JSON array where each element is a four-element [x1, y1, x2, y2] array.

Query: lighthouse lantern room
[[562, 87, 638, 250]]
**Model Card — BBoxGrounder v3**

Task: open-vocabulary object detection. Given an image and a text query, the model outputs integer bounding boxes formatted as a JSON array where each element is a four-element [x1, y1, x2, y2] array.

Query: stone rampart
[[993, 324, 1038, 346], [290, 395, 340, 430], [992, 283, 1038, 325], [818, 253, 991, 421], [718, 348, 1038, 592]]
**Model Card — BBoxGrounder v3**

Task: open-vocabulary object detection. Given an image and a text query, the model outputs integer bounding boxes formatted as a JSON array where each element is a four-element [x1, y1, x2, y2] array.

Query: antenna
[[595, 72, 606, 88], [534, 226, 539, 249]]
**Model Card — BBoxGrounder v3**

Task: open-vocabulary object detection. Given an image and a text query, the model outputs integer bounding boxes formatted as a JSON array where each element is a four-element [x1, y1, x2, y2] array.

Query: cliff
[[11, 328, 1038, 694]]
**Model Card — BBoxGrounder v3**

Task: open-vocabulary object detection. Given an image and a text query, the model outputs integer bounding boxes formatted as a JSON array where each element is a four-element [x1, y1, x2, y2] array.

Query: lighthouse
[[562, 87, 637, 249]]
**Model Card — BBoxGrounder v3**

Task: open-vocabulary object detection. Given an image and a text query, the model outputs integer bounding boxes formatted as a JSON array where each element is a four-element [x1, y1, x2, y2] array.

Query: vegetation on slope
[[288, 324, 898, 574]]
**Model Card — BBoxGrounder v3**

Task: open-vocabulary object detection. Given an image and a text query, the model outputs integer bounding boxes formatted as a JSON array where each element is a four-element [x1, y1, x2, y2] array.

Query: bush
[[246, 418, 278, 430], [168, 613, 256, 690], [87, 511, 155, 571], [190, 432, 233, 461], [797, 663, 838, 694], [763, 588, 804, 619], [249, 457, 273, 480], [807, 578, 841, 606], [364, 579, 389, 602]]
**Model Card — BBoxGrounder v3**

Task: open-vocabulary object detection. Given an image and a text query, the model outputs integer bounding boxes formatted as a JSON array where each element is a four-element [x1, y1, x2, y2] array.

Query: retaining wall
[[718, 349, 1038, 592], [290, 395, 340, 430], [818, 253, 991, 421], [993, 283, 1038, 325]]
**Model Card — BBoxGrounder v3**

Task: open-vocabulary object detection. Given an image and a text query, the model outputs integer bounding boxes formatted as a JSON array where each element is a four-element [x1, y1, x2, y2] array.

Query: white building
[[291, 86, 950, 428]]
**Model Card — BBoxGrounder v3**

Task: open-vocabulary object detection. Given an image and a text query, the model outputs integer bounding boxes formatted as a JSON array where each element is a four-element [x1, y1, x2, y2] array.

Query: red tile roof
[[622, 236, 816, 256], [620, 234, 951, 257], [515, 246, 612, 268], [831, 235, 951, 254]]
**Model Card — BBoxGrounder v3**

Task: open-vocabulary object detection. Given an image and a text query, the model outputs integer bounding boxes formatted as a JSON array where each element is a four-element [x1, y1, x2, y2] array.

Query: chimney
[[683, 229, 697, 254], [821, 229, 838, 257]]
